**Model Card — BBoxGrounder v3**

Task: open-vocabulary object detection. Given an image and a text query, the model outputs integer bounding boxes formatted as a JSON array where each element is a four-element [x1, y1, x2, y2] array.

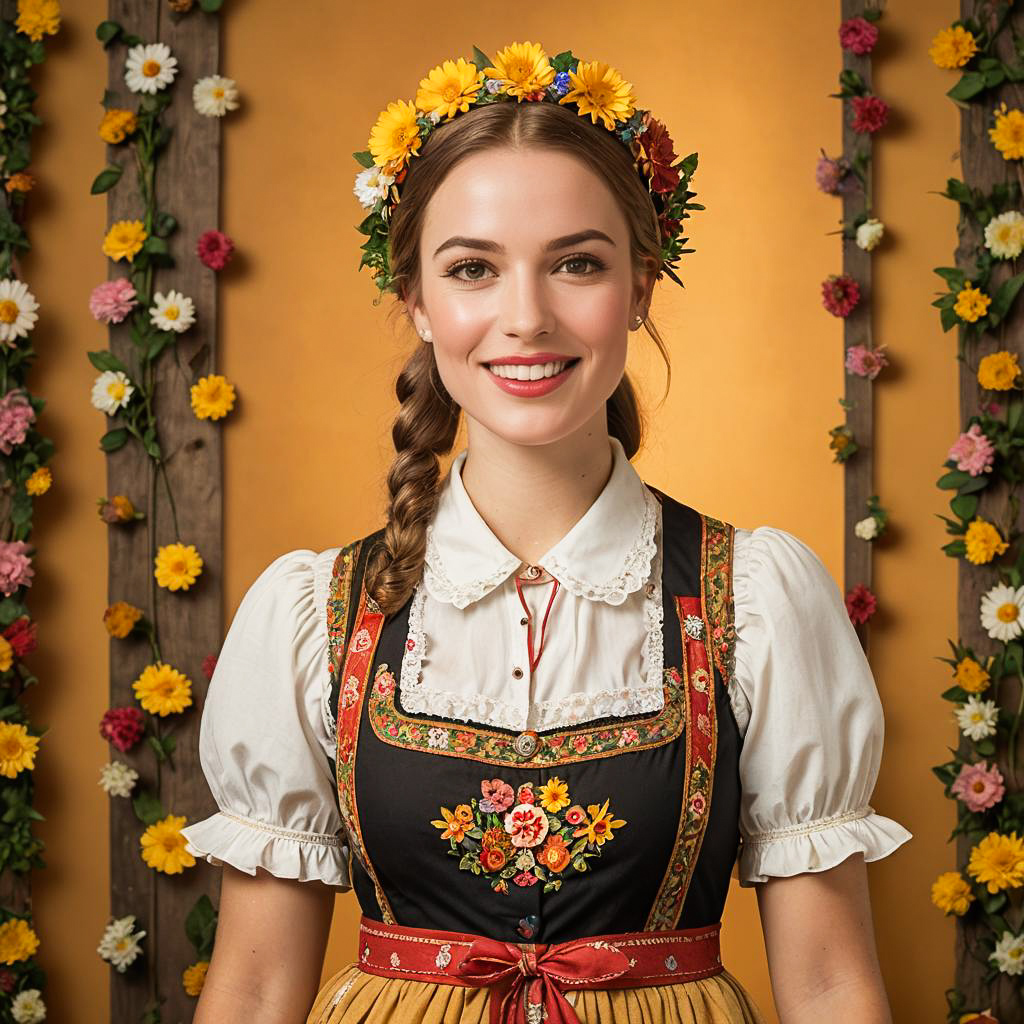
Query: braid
[[365, 342, 460, 616]]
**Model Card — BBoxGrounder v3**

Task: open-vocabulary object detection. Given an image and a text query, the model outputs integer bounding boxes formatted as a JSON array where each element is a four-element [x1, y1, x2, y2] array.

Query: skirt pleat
[[306, 963, 767, 1024]]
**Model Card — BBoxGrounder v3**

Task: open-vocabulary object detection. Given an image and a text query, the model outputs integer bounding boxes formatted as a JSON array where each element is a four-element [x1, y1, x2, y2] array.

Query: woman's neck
[[459, 416, 614, 566]]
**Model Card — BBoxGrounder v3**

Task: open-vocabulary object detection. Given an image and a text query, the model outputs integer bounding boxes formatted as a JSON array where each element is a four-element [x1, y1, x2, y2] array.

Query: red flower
[[196, 229, 235, 271], [201, 653, 218, 680], [3, 616, 36, 657], [480, 846, 507, 872], [851, 95, 889, 134], [99, 706, 146, 753], [845, 583, 877, 626], [839, 17, 879, 55], [822, 274, 861, 318], [516, 784, 535, 806], [632, 112, 681, 195], [512, 870, 539, 887]]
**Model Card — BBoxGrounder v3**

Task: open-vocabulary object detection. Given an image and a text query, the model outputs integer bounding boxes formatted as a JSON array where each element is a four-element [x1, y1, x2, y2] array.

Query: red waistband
[[356, 914, 724, 1024]]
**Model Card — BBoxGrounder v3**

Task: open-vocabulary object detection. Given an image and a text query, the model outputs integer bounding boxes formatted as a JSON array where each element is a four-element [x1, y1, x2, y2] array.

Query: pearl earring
[[418, 327, 432, 342], [633, 315, 643, 329]]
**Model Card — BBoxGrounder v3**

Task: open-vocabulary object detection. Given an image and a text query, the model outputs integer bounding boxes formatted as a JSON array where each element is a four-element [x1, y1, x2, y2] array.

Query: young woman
[[182, 41, 912, 1024]]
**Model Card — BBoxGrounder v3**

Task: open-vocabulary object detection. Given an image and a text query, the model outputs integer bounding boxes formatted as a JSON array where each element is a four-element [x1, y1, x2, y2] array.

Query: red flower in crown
[[631, 112, 681, 195]]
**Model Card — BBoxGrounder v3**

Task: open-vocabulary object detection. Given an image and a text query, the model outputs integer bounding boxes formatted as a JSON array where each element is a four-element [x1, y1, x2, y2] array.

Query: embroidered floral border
[[702, 515, 736, 690]]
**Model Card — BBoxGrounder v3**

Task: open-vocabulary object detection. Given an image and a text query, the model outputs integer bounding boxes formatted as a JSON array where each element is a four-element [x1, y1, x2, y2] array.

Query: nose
[[497, 264, 556, 341]]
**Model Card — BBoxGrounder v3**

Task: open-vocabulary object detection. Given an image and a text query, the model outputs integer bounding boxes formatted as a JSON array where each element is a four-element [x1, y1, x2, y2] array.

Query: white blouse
[[181, 439, 912, 890]]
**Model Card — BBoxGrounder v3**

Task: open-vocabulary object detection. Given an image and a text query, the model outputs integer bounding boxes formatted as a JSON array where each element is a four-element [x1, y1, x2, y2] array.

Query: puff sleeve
[[730, 526, 912, 887], [179, 549, 351, 888]]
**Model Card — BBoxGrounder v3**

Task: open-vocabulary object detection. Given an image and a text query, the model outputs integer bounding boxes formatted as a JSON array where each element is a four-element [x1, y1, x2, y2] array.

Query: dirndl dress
[[305, 486, 766, 1024]]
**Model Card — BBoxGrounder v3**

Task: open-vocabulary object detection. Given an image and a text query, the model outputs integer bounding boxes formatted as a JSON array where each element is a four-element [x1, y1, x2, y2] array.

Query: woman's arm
[[193, 864, 337, 1024], [756, 852, 893, 1023]]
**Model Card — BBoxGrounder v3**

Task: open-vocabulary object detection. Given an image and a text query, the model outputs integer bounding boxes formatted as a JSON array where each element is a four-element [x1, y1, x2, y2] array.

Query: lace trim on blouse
[[216, 808, 344, 847], [742, 805, 874, 845], [422, 532, 522, 609]]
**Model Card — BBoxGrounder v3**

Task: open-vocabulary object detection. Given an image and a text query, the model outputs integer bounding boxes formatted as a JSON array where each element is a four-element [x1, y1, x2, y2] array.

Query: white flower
[[427, 727, 449, 749], [10, 989, 46, 1024], [90, 370, 135, 415], [954, 696, 999, 741], [99, 760, 138, 798], [124, 43, 178, 95], [984, 211, 1024, 260], [980, 581, 1024, 641], [855, 217, 885, 251], [149, 290, 195, 333], [97, 914, 146, 973], [192, 74, 240, 117], [353, 165, 396, 210], [991, 930, 1024, 975], [0, 279, 39, 344], [427, 109, 442, 125], [854, 516, 879, 540]]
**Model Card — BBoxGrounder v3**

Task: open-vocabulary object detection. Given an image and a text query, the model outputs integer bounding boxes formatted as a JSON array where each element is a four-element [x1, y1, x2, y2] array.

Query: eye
[[442, 254, 607, 285]]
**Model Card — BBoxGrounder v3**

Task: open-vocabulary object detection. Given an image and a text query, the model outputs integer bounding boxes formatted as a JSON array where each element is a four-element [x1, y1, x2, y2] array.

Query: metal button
[[513, 731, 539, 758], [520, 616, 529, 626], [512, 667, 524, 679], [520, 564, 542, 580], [517, 914, 540, 940]]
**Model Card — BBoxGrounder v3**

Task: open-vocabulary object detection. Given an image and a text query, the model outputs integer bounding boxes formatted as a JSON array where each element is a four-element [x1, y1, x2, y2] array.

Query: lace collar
[[423, 435, 658, 610]]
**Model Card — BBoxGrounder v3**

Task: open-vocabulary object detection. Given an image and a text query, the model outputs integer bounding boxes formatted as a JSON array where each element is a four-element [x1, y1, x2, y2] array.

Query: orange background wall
[[22, 0, 959, 1019]]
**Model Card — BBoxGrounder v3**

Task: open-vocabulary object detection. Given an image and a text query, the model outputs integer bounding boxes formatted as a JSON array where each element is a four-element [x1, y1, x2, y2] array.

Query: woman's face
[[407, 147, 654, 449]]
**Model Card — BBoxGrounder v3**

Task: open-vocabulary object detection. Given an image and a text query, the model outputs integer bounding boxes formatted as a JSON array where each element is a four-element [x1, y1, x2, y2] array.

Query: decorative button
[[521, 564, 542, 580], [645, 582, 656, 598], [520, 616, 529, 626], [683, 614, 705, 640], [665, 954, 678, 971], [513, 731, 539, 758], [517, 914, 540, 940], [512, 667, 524, 679]]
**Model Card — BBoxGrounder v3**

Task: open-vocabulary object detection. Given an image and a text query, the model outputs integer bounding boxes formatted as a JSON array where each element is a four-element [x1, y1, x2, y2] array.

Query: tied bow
[[453, 936, 631, 1024]]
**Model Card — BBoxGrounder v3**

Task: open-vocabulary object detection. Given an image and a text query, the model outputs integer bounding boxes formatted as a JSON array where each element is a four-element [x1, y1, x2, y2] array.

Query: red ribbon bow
[[453, 935, 631, 1024]]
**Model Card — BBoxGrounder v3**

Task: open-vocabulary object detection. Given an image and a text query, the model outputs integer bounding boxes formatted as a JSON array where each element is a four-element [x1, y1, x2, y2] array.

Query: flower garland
[[818, 4, 890, 629], [89, 7, 236, 1016], [926, 6, 1024, 1022], [0, 4, 63, 1022]]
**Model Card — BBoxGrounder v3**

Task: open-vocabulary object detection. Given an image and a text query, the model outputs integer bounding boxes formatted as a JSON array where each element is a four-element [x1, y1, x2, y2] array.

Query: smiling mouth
[[486, 358, 581, 381]]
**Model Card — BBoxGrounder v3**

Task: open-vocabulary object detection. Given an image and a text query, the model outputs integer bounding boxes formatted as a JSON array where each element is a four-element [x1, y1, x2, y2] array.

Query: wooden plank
[[104, 3, 222, 1020]]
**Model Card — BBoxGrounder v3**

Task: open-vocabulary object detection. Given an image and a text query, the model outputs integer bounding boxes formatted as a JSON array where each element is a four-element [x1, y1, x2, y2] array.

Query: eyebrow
[[432, 229, 616, 259]]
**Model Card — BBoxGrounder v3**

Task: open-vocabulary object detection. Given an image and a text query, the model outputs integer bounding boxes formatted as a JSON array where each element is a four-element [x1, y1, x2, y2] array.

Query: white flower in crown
[[149, 290, 196, 333], [351, 627, 372, 653], [193, 74, 240, 117], [99, 760, 139, 798], [124, 42, 178, 95], [354, 165, 396, 210], [10, 989, 46, 1024], [683, 614, 704, 640]]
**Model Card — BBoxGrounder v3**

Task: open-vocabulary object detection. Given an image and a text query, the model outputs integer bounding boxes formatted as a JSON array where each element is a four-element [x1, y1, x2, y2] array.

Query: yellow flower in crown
[[559, 59, 636, 132], [483, 41, 555, 100], [368, 99, 424, 175], [415, 58, 485, 121]]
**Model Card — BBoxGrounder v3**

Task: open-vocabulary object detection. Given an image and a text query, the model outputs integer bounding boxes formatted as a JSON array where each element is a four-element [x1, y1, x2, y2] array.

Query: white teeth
[[489, 360, 570, 380]]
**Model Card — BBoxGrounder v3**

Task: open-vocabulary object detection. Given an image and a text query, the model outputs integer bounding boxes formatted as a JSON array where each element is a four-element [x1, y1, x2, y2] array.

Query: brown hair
[[366, 99, 672, 617]]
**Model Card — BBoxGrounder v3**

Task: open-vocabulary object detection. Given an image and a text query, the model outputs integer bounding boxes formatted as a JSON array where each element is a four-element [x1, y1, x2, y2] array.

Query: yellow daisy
[[483, 41, 555, 101], [929, 26, 978, 70], [102, 220, 147, 262], [154, 541, 203, 591], [99, 108, 138, 145], [978, 350, 1021, 391], [559, 60, 636, 132], [968, 831, 1024, 893], [415, 57, 484, 121], [0, 637, 13, 674], [955, 656, 990, 694], [965, 518, 1009, 565], [953, 285, 991, 323], [132, 662, 193, 716], [989, 102, 1024, 161], [538, 777, 570, 813], [103, 600, 143, 639], [368, 99, 423, 174], [0, 918, 39, 964], [25, 467, 50, 496], [930, 870, 974, 916], [190, 374, 236, 421], [183, 959, 210, 996], [0, 723, 39, 779], [15, 0, 60, 42], [140, 814, 196, 874]]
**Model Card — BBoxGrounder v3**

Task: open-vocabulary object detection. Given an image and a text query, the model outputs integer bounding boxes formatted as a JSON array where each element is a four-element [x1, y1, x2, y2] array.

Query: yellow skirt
[[306, 962, 767, 1024]]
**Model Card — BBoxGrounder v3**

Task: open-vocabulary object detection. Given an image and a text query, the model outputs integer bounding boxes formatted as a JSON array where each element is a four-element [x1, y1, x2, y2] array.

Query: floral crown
[[352, 40, 701, 302]]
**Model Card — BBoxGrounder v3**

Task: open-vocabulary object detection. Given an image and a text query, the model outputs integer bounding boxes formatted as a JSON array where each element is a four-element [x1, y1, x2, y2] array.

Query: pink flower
[[949, 424, 995, 476], [845, 583, 877, 625], [839, 16, 879, 55], [504, 804, 549, 848], [822, 274, 861, 317], [617, 727, 640, 748], [197, 229, 235, 271], [564, 805, 587, 826], [851, 95, 889, 134], [0, 540, 33, 597], [479, 778, 515, 814], [951, 761, 1005, 812], [201, 653, 218, 680], [512, 871, 539, 887], [845, 343, 889, 380], [516, 784, 535, 805], [689, 793, 707, 816], [815, 150, 856, 195], [0, 388, 34, 455], [89, 278, 138, 324], [99, 706, 145, 753]]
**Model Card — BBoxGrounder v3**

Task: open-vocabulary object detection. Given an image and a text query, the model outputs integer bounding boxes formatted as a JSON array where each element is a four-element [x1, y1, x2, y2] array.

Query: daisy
[[97, 914, 146, 973], [353, 165, 396, 210], [90, 370, 135, 416], [560, 59, 636, 132], [980, 581, 1024, 641], [192, 74, 240, 117], [984, 210, 1024, 259], [954, 696, 999, 741], [140, 814, 196, 874], [124, 42, 178, 95], [991, 930, 1024, 975], [0, 279, 39, 345], [149, 290, 195, 333]]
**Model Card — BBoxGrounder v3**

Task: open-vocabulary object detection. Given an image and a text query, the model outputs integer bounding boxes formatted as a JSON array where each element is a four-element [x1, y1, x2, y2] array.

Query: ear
[[404, 292, 431, 340], [631, 260, 658, 321]]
